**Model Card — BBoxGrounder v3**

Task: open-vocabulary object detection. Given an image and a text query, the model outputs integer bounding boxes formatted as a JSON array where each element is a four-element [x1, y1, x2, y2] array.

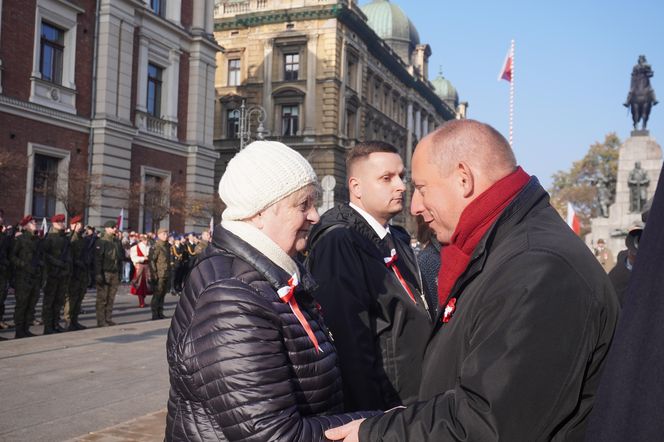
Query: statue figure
[[628, 161, 649, 212], [596, 176, 612, 218], [624, 55, 658, 130]]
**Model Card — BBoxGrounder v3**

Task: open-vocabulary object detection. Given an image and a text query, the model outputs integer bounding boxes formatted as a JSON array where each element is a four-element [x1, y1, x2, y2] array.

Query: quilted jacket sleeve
[[176, 280, 374, 442]]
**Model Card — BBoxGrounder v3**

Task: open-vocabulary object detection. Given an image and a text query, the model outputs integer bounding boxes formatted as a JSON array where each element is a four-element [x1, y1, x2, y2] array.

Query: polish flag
[[567, 202, 581, 235], [117, 208, 124, 231], [498, 47, 513, 82]]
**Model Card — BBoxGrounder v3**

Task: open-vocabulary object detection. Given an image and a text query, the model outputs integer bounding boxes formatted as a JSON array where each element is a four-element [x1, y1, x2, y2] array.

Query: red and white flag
[[567, 202, 581, 235], [498, 45, 513, 82], [117, 208, 124, 231]]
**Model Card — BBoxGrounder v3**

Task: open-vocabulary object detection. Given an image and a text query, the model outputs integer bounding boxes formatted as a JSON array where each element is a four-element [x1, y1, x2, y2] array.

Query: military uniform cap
[[19, 215, 34, 226], [104, 220, 117, 228], [70, 214, 82, 224], [157, 227, 169, 235], [51, 213, 66, 223]]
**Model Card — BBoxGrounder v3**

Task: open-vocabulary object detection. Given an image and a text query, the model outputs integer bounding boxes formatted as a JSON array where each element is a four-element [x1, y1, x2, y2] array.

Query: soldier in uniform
[[170, 235, 186, 294], [94, 220, 123, 327], [0, 211, 12, 329], [149, 227, 171, 320], [64, 215, 88, 330], [192, 230, 210, 256], [42, 213, 71, 334], [10, 216, 42, 338]]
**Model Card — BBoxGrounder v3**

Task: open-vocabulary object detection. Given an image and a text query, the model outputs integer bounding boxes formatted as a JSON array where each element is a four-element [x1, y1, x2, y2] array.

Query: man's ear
[[247, 211, 265, 229], [348, 176, 361, 200], [456, 161, 475, 198]]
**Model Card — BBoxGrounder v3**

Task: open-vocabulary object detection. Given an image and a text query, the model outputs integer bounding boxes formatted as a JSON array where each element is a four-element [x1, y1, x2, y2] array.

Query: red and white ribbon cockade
[[442, 297, 457, 323], [384, 249, 417, 304], [277, 273, 321, 353]]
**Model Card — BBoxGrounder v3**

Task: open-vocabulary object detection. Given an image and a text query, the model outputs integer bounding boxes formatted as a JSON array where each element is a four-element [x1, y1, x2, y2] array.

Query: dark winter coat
[[306, 204, 433, 411], [359, 178, 620, 441], [165, 226, 373, 441]]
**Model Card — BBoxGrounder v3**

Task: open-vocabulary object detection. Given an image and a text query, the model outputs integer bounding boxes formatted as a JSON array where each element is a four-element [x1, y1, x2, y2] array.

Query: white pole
[[509, 39, 515, 147]]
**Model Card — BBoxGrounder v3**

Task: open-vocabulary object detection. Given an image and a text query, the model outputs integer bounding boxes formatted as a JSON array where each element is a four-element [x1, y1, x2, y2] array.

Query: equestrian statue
[[624, 55, 658, 130]]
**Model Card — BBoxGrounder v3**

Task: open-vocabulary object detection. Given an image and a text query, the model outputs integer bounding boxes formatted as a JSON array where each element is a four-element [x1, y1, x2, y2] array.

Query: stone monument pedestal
[[588, 134, 662, 258]]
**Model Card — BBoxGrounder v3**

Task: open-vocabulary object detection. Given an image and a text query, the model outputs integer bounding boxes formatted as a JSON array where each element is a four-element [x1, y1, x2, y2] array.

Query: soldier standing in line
[[64, 215, 88, 331], [192, 230, 210, 257], [0, 212, 12, 329], [94, 220, 123, 327], [149, 227, 171, 320], [10, 216, 42, 338], [42, 213, 71, 334]]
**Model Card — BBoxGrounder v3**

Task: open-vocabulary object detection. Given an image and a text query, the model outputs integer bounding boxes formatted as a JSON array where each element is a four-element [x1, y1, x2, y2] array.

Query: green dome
[[431, 72, 459, 108], [361, 0, 420, 48]]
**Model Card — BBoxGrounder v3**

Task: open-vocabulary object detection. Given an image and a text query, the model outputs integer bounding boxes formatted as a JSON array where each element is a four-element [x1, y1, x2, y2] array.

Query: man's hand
[[325, 418, 365, 441]]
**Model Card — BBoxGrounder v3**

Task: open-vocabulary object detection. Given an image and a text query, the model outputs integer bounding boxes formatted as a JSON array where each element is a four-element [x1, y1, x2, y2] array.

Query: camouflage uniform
[[149, 239, 171, 319], [42, 228, 72, 333], [94, 232, 123, 326], [10, 231, 43, 338], [64, 229, 89, 329]]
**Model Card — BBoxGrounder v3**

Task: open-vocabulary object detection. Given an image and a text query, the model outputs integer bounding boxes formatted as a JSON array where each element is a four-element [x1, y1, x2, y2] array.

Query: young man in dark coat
[[326, 120, 620, 441], [306, 141, 433, 412]]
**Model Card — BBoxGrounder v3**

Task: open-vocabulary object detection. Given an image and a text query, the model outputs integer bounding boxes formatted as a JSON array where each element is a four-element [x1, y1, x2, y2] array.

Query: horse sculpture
[[624, 55, 658, 130]]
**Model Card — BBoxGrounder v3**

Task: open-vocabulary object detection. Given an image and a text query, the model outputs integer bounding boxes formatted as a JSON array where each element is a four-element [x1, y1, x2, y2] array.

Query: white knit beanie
[[219, 141, 317, 221]]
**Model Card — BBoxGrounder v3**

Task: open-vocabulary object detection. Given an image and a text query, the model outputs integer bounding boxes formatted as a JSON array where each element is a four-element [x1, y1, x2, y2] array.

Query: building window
[[32, 154, 59, 220], [346, 110, 356, 139], [40, 22, 65, 84], [150, 0, 165, 17], [282, 104, 299, 136], [228, 59, 240, 86], [147, 63, 163, 117], [143, 174, 164, 233], [227, 108, 240, 139], [284, 53, 299, 81]]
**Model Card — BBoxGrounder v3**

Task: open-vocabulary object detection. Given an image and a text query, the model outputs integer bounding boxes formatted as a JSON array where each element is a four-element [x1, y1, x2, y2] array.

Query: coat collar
[[211, 226, 317, 296], [434, 177, 549, 325]]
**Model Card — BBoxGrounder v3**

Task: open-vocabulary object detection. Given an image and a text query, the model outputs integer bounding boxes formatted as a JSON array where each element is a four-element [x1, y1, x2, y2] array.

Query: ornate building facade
[[0, 0, 220, 232], [212, 0, 466, 229]]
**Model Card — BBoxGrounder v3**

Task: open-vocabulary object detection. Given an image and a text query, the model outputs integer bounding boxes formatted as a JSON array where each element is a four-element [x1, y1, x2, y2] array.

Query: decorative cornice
[[0, 94, 90, 133], [214, 4, 340, 31]]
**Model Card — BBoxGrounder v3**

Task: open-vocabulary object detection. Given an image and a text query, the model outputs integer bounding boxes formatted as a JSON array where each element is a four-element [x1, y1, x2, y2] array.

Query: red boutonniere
[[442, 297, 457, 323]]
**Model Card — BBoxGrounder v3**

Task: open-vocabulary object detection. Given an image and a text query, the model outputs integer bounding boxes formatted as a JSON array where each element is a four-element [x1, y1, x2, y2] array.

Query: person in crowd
[[170, 236, 186, 295], [609, 220, 646, 306], [120, 231, 132, 283], [149, 227, 171, 320], [94, 220, 123, 327], [594, 238, 615, 273], [306, 141, 432, 411], [326, 119, 620, 441], [64, 215, 88, 331], [166, 141, 376, 441], [42, 213, 71, 334], [10, 216, 42, 338], [415, 215, 441, 314], [192, 229, 210, 259], [84, 225, 97, 289], [0, 210, 11, 329], [129, 233, 152, 308]]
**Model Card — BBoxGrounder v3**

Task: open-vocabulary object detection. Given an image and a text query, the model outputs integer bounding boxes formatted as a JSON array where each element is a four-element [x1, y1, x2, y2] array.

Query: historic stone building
[[0, 0, 220, 232], [212, 0, 465, 229]]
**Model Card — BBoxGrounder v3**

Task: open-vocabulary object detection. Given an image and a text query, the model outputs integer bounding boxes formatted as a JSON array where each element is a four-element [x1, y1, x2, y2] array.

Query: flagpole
[[509, 39, 515, 147]]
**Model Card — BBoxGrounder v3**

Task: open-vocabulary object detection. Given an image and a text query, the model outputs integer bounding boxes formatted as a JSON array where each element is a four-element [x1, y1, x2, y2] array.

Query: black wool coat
[[306, 204, 433, 412], [359, 178, 620, 441], [165, 226, 371, 441]]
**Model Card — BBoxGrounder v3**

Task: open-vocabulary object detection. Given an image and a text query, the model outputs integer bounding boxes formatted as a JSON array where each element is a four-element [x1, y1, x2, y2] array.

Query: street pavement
[[0, 284, 179, 441]]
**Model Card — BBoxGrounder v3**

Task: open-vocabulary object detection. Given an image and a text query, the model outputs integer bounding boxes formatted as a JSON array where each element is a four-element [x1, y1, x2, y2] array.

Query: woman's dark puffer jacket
[[165, 226, 372, 441]]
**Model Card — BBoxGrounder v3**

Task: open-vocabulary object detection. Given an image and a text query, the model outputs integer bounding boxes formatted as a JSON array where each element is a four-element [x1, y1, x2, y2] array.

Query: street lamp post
[[238, 99, 268, 149]]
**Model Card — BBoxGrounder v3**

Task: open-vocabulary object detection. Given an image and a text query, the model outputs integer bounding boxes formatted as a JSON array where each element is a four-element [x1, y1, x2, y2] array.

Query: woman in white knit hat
[[165, 141, 377, 441]]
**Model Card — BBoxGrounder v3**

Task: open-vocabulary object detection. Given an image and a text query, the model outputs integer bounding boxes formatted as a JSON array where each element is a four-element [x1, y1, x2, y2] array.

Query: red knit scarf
[[437, 167, 530, 307]]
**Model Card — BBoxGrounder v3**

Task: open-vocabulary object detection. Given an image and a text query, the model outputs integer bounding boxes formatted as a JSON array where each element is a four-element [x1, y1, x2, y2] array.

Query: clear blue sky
[[386, 0, 664, 189]]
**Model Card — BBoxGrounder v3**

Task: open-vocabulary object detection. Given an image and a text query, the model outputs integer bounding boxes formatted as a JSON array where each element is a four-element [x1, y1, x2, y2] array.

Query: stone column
[[192, 0, 205, 34], [414, 107, 422, 141], [262, 39, 273, 131], [136, 35, 149, 112], [304, 35, 319, 136]]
